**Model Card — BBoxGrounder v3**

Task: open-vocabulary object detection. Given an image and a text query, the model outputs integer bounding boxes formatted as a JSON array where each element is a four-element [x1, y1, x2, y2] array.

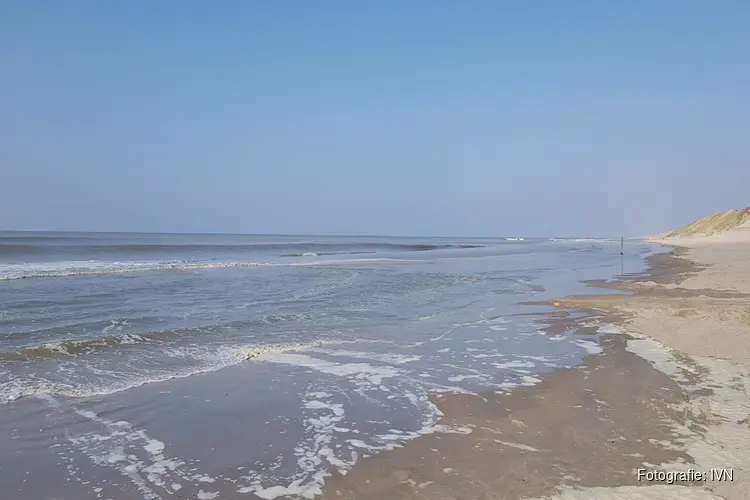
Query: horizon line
[[0, 228, 642, 240]]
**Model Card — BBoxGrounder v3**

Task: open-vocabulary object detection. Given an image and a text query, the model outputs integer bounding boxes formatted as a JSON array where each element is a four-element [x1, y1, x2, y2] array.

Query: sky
[[1, 1, 749, 237]]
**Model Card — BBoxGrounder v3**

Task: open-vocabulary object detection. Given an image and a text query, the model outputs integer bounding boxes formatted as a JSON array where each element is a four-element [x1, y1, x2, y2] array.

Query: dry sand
[[319, 221, 750, 499]]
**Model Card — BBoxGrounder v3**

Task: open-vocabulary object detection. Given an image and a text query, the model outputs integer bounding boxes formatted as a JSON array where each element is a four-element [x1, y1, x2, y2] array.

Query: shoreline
[[3, 237, 747, 500], [318, 241, 750, 500], [2, 240, 652, 500]]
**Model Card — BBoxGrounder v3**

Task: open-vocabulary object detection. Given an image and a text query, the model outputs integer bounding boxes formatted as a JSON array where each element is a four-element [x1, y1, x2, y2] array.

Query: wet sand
[[318, 244, 750, 500], [319, 334, 697, 500], [0, 362, 307, 500]]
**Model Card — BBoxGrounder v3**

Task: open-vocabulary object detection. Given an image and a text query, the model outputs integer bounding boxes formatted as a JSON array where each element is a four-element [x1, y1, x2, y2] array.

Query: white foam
[[237, 391, 353, 499], [520, 375, 542, 386], [494, 372, 544, 393], [518, 354, 556, 362], [57, 405, 220, 499], [0, 339, 331, 405], [241, 386, 453, 499], [448, 374, 485, 382], [576, 339, 603, 355], [597, 323, 628, 335], [493, 440, 544, 452], [305, 348, 421, 365], [625, 337, 692, 384], [429, 424, 473, 435], [306, 391, 331, 398], [0, 257, 415, 281], [468, 352, 503, 359], [0, 259, 259, 280], [143, 439, 165, 455], [492, 360, 537, 369], [260, 353, 402, 386]]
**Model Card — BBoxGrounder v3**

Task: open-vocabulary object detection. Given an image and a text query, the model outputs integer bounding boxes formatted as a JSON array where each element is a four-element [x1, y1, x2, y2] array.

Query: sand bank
[[320, 226, 750, 499]]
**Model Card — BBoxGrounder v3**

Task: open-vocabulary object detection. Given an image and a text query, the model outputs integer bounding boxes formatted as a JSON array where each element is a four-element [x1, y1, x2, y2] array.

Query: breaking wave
[[0, 257, 416, 281], [0, 332, 173, 360], [0, 240, 486, 258], [0, 313, 320, 360], [0, 339, 342, 404]]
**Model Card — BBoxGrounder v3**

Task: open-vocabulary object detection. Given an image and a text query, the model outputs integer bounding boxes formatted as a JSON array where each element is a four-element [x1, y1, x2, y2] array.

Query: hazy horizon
[[0, 229, 630, 239], [3, 2, 749, 237]]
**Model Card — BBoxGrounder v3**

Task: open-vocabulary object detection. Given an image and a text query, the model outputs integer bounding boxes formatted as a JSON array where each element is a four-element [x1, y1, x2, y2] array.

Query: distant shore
[[319, 233, 750, 499]]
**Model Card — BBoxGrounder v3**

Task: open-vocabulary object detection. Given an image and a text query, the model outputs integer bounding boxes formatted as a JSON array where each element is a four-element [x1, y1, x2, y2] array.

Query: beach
[[4, 1, 748, 498], [1, 223, 748, 500], [316, 218, 750, 499]]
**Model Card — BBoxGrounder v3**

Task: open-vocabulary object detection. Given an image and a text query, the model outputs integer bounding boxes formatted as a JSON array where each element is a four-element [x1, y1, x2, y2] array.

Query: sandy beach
[[316, 211, 750, 500], [2, 214, 749, 500]]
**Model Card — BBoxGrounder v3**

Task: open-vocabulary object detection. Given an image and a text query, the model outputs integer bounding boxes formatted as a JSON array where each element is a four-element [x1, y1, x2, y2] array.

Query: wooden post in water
[[620, 237, 624, 255]]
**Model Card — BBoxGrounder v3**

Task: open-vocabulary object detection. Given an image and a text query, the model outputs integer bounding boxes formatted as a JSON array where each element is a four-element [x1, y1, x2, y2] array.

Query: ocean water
[[0, 232, 659, 499]]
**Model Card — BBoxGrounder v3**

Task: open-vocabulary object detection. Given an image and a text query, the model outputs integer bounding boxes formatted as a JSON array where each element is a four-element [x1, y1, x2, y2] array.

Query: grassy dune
[[663, 206, 750, 238]]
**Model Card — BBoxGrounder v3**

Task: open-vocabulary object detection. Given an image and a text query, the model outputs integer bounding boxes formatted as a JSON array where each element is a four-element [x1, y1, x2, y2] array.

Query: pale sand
[[541, 228, 750, 499], [319, 223, 750, 500]]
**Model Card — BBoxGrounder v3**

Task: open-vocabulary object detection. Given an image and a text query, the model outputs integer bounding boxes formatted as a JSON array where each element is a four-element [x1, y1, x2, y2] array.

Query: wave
[[280, 251, 376, 257], [0, 244, 45, 255], [0, 260, 262, 280], [0, 241, 486, 258], [0, 313, 319, 360], [0, 234, 98, 242], [567, 244, 605, 253], [0, 339, 339, 405], [0, 332, 172, 360], [0, 257, 418, 281]]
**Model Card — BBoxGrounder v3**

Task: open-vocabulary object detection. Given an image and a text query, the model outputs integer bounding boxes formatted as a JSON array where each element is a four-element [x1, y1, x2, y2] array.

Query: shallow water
[[0, 232, 661, 499]]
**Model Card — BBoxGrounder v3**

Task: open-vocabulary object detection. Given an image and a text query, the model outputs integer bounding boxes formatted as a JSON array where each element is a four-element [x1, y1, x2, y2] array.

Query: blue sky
[[2, 1, 749, 237]]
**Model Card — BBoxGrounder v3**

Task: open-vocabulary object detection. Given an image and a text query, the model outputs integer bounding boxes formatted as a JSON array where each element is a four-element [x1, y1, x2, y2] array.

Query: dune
[[658, 206, 750, 243], [649, 207, 750, 294], [534, 209, 750, 500]]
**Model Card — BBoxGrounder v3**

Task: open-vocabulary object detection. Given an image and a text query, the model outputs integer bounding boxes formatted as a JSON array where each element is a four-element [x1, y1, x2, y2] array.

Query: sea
[[0, 232, 661, 500]]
